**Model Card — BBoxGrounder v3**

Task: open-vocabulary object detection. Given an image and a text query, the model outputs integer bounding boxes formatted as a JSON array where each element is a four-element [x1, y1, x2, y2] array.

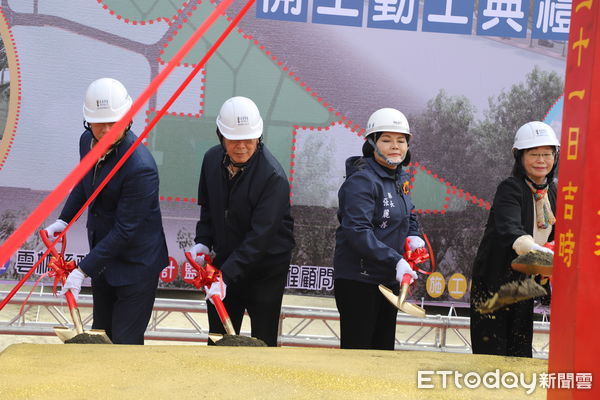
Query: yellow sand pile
[[0, 344, 547, 399]]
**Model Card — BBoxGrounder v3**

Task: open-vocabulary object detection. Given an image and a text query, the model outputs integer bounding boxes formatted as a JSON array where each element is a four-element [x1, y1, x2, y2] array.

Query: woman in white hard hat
[[333, 108, 424, 350], [470, 121, 559, 357], [44, 78, 168, 344], [188, 96, 294, 346]]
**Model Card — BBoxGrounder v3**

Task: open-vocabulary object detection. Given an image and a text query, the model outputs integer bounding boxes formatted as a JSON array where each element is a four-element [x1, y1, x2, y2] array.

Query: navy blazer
[[59, 130, 168, 286]]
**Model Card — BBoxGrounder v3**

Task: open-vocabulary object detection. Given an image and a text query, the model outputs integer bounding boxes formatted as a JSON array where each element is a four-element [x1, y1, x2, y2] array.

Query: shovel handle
[[211, 295, 236, 335], [64, 289, 77, 309], [64, 290, 84, 335], [40, 229, 66, 259], [402, 273, 413, 285]]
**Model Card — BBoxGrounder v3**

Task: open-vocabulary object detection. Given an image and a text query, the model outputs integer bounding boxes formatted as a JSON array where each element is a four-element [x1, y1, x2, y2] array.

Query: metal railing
[[0, 291, 550, 358]]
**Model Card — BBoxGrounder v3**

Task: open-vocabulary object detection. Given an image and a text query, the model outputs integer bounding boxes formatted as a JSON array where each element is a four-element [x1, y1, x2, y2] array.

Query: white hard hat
[[365, 108, 410, 137], [512, 121, 560, 151], [216, 96, 263, 140], [83, 78, 132, 123]]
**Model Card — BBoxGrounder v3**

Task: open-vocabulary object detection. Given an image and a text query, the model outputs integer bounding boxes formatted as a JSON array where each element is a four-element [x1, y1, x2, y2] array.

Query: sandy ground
[[0, 286, 554, 398], [0, 344, 548, 399]]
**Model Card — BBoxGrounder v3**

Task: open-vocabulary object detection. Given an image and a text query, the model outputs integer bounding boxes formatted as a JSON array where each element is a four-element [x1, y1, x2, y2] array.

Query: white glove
[[204, 278, 227, 304], [407, 236, 425, 251], [60, 268, 86, 302], [531, 243, 554, 255], [44, 219, 67, 238], [396, 258, 418, 283], [189, 243, 210, 266]]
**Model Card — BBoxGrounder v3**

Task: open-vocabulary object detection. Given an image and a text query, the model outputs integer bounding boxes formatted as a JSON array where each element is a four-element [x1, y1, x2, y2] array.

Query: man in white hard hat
[[188, 96, 294, 346], [44, 78, 168, 344], [470, 121, 559, 357]]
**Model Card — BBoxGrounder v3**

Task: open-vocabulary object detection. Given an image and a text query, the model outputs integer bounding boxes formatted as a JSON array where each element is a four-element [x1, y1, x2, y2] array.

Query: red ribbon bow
[[185, 253, 221, 290], [46, 255, 77, 295], [404, 239, 432, 276], [39, 230, 77, 295]]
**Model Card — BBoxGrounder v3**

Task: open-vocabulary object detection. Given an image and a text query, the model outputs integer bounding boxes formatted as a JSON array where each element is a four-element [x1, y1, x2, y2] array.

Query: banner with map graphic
[[0, 1, 568, 302]]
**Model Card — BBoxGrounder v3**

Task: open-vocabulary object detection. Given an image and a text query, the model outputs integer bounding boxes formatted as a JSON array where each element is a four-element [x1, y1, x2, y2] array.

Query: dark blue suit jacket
[[333, 156, 421, 286], [59, 130, 168, 286]]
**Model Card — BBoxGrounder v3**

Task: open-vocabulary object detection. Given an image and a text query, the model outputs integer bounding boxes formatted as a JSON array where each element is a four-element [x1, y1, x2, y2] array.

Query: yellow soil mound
[[0, 344, 547, 399]]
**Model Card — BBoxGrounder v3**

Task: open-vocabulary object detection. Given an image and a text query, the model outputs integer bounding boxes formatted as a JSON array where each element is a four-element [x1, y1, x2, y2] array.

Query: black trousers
[[207, 265, 289, 347], [91, 272, 159, 345], [470, 298, 534, 357], [334, 278, 399, 350]]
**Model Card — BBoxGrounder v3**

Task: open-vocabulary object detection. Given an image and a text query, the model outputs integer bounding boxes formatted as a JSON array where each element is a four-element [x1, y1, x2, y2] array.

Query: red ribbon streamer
[[0, 0, 253, 311]]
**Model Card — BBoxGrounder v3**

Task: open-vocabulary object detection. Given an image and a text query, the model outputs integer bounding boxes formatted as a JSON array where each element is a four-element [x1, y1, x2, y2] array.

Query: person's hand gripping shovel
[[40, 230, 111, 344], [185, 251, 234, 339], [378, 238, 428, 318], [184, 252, 266, 346]]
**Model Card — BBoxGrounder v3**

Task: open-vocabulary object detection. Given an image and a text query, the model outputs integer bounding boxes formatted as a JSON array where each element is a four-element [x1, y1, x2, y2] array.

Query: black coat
[[470, 176, 556, 301], [194, 143, 294, 284], [59, 130, 168, 286]]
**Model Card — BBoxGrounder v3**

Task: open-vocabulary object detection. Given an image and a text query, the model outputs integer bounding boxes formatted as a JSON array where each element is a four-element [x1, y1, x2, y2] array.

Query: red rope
[[0, 0, 252, 311]]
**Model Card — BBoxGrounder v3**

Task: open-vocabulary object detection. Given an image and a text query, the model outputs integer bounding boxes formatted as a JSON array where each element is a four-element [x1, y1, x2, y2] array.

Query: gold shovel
[[54, 289, 112, 344], [511, 250, 554, 276], [40, 230, 111, 344], [379, 278, 426, 318], [378, 239, 429, 318]]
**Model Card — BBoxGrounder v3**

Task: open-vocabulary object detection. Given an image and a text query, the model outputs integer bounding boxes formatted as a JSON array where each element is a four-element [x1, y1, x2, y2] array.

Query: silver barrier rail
[[0, 291, 550, 358]]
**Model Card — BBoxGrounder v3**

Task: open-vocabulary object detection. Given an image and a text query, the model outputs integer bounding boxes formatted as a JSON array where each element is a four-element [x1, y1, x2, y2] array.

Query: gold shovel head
[[53, 326, 112, 344], [378, 284, 398, 305], [511, 251, 553, 276], [53, 326, 77, 343], [378, 285, 426, 318], [511, 262, 553, 276], [208, 333, 224, 344]]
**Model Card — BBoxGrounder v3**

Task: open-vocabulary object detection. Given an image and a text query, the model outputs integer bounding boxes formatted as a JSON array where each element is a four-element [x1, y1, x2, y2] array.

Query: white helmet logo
[[96, 99, 109, 110], [237, 116, 249, 126]]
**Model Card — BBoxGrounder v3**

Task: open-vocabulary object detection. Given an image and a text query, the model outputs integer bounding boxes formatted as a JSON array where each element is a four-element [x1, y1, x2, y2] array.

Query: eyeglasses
[[526, 152, 555, 161]]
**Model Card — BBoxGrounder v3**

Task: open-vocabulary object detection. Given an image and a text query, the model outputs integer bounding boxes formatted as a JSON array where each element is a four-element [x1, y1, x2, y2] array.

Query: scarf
[[526, 180, 556, 229]]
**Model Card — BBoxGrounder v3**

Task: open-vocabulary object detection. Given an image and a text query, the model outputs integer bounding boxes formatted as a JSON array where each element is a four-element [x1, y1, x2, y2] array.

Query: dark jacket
[[470, 176, 557, 301], [334, 156, 421, 285], [59, 130, 168, 286], [194, 143, 294, 284]]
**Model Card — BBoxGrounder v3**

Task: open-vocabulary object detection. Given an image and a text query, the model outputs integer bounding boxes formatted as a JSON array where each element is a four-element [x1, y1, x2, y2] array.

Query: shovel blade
[[378, 285, 426, 318], [511, 262, 553, 276], [208, 333, 224, 344], [86, 330, 113, 344], [378, 284, 399, 305], [53, 326, 78, 343], [399, 301, 427, 319], [53, 326, 112, 344]]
